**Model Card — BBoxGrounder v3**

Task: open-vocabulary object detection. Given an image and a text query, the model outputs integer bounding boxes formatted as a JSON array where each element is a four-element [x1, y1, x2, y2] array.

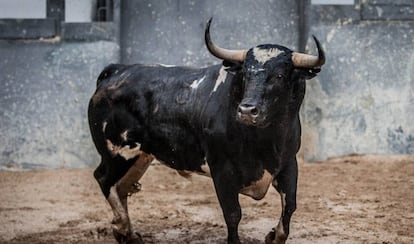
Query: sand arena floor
[[1, 154, 413, 243]]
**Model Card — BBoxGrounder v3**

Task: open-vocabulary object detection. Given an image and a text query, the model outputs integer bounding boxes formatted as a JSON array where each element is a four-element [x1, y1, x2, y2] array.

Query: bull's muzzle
[[237, 103, 260, 125]]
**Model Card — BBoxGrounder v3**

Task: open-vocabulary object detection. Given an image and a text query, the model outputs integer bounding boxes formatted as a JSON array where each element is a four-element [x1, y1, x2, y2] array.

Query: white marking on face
[[106, 139, 142, 160], [190, 75, 206, 89], [240, 170, 273, 200], [250, 67, 266, 73], [212, 66, 227, 93], [253, 47, 284, 64]]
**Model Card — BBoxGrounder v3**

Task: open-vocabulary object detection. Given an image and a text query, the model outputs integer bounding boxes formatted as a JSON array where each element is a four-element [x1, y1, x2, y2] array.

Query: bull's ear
[[222, 60, 242, 75], [293, 67, 320, 80]]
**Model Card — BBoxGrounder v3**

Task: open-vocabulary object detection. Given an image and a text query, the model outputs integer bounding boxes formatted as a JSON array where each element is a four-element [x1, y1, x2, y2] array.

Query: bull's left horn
[[292, 35, 326, 68], [205, 18, 247, 62]]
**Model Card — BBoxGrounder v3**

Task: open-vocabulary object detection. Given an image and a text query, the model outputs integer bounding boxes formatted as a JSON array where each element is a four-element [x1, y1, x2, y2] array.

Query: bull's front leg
[[266, 158, 298, 244], [211, 165, 242, 244]]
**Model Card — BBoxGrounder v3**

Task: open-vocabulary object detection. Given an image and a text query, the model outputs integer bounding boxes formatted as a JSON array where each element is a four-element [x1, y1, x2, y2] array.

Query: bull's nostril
[[251, 107, 259, 116], [238, 104, 259, 117]]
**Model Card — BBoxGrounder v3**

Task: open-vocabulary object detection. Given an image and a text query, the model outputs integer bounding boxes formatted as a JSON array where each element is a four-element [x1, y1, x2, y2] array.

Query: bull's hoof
[[265, 228, 286, 244], [113, 230, 144, 244], [128, 232, 144, 244], [265, 228, 276, 244]]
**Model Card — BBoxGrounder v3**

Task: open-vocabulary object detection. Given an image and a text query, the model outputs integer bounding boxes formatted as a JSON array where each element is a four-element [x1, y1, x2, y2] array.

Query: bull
[[88, 18, 325, 244]]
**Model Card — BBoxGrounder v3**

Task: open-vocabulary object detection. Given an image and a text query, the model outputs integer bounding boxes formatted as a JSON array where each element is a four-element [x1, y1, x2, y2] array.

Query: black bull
[[88, 19, 325, 244]]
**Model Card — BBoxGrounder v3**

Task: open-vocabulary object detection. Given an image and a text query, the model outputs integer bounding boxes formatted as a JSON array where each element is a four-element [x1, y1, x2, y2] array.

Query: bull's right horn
[[292, 35, 326, 68], [205, 18, 247, 62]]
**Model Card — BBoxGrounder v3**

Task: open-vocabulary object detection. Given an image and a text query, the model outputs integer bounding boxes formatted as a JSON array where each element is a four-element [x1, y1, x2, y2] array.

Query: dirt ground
[[0, 154, 413, 244]]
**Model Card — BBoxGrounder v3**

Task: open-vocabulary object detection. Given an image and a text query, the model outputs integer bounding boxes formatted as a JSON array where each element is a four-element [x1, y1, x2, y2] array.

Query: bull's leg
[[94, 153, 152, 244], [265, 158, 298, 244], [212, 167, 242, 244], [94, 159, 131, 243], [107, 184, 133, 243], [116, 153, 153, 208], [110, 153, 153, 244]]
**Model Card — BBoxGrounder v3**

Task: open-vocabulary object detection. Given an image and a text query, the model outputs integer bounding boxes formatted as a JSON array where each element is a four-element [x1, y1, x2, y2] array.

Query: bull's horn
[[205, 18, 247, 62], [292, 35, 326, 68]]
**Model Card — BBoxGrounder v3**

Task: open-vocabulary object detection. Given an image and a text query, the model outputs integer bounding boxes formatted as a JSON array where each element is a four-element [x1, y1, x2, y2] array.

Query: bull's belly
[[240, 170, 273, 200], [152, 151, 211, 178], [105, 120, 273, 200], [110, 141, 273, 200], [156, 151, 273, 200], [143, 120, 208, 170]]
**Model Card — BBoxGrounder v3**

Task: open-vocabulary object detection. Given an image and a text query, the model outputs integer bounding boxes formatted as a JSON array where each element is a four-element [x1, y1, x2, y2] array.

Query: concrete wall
[[0, 0, 412, 169], [301, 1, 414, 160], [0, 41, 119, 169], [121, 0, 299, 66], [0, 0, 46, 19]]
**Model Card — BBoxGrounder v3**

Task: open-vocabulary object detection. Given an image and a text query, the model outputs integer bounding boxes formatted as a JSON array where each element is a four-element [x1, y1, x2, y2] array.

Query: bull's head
[[205, 18, 325, 127]]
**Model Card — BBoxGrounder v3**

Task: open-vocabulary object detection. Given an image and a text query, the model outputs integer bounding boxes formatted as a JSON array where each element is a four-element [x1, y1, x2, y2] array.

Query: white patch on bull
[[153, 103, 159, 114], [212, 66, 227, 93], [159, 63, 177, 68], [120, 130, 128, 141], [190, 75, 206, 89], [240, 170, 273, 200], [119, 144, 142, 160], [106, 139, 142, 160], [102, 121, 107, 133], [251, 67, 266, 73], [253, 47, 284, 64]]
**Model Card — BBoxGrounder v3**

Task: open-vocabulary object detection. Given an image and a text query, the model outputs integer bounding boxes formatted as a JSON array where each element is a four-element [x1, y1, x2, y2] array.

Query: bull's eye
[[269, 74, 284, 83]]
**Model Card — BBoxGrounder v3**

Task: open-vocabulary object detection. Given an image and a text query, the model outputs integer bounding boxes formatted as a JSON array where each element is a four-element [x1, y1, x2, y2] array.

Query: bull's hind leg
[[95, 153, 153, 244], [116, 153, 153, 207], [112, 153, 153, 244], [266, 158, 298, 244]]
